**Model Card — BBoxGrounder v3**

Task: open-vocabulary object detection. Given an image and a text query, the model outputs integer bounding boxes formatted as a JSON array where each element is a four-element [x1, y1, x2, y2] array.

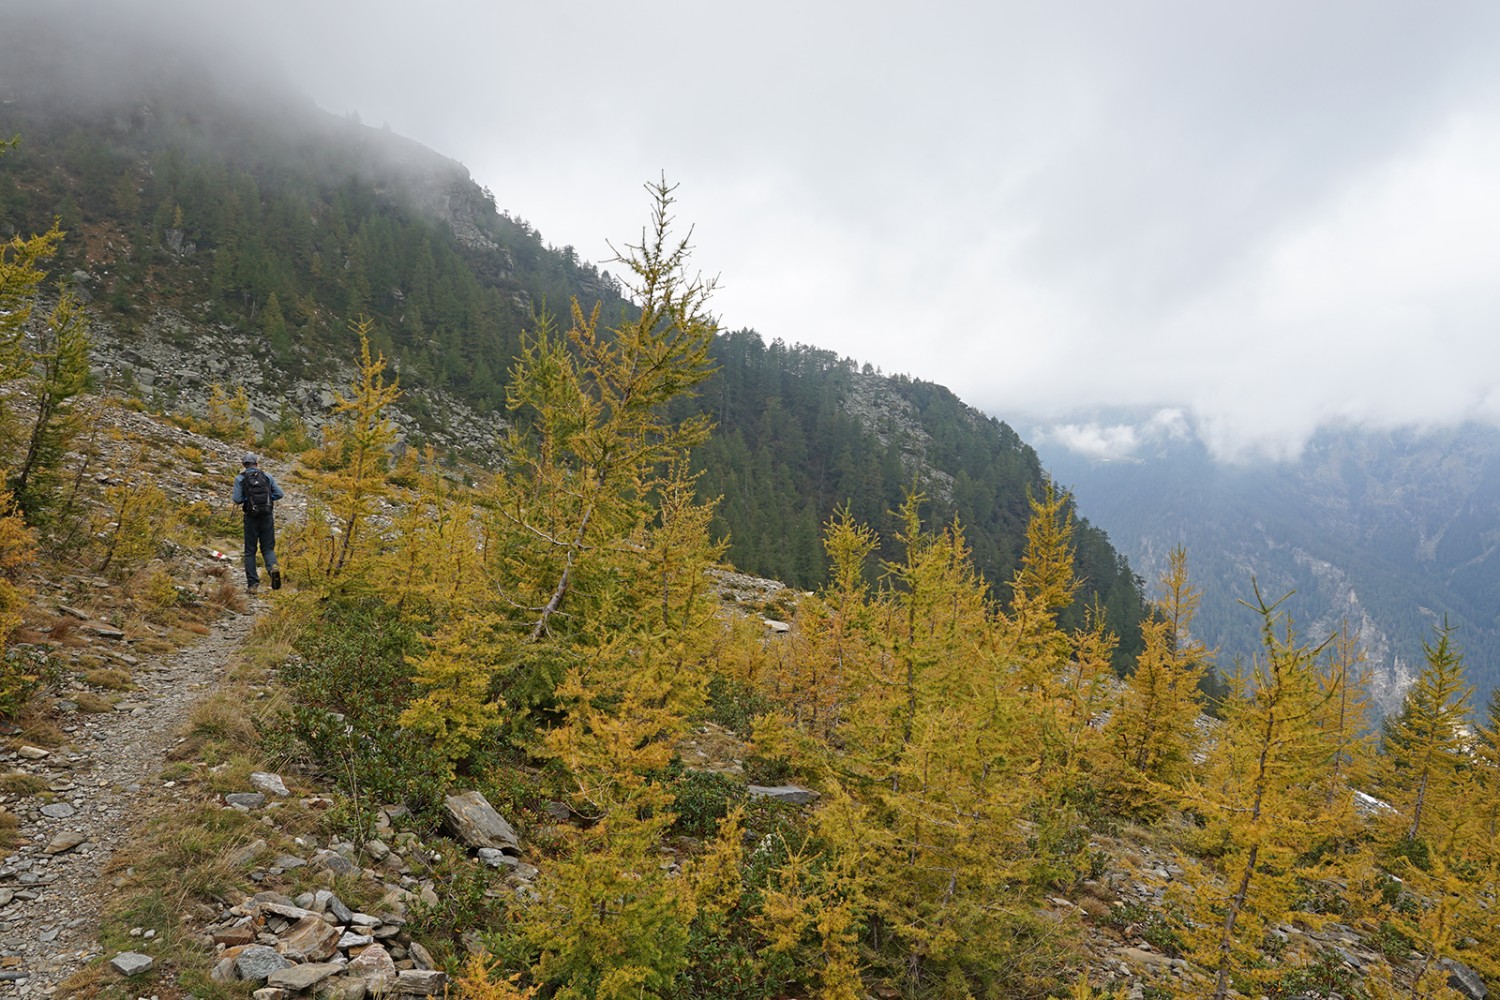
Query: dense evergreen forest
[[0, 51, 1150, 661], [689, 332, 1148, 664]]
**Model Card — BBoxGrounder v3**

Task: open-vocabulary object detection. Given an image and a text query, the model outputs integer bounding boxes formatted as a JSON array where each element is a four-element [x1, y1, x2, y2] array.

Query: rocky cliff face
[[86, 306, 505, 460]]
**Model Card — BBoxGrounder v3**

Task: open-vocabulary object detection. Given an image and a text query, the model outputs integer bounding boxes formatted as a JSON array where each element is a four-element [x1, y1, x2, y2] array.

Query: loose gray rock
[[320, 981, 369, 1000], [225, 792, 267, 810], [746, 784, 820, 805], [250, 771, 290, 796], [40, 803, 76, 819], [228, 837, 268, 867], [322, 894, 354, 925], [345, 943, 397, 987], [43, 831, 87, 854], [443, 790, 519, 851], [1441, 959, 1490, 1000], [396, 968, 447, 995], [109, 951, 154, 976], [235, 944, 293, 982], [315, 848, 360, 875], [477, 847, 508, 868], [267, 961, 343, 991]]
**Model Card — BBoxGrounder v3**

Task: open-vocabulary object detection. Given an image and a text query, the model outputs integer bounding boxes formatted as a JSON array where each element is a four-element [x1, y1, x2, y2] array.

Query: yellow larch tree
[[300, 317, 402, 580], [1105, 545, 1209, 815], [488, 179, 716, 644], [1171, 587, 1341, 1000], [1377, 620, 1473, 848], [771, 504, 880, 737], [826, 498, 1056, 996]]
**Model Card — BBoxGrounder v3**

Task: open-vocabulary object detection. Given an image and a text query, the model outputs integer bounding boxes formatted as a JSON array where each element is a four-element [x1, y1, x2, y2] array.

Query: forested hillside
[[0, 21, 1149, 655], [691, 333, 1149, 663]]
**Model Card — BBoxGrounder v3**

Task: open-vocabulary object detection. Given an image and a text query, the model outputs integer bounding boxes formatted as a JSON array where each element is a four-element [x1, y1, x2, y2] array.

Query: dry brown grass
[[212, 579, 247, 613], [131, 636, 174, 656], [83, 668, 133, 691], [0, 772, 48, 795], [1078, 896, 1114, 921], [15, 718, 67, 747], [46, 616, 83, 646], [0, 811, 19, 850], [172, 690, 260, 764], [72, 692, 115, 713]]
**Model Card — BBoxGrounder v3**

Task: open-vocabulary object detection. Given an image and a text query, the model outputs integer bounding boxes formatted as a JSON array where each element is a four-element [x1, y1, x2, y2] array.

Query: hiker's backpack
[[242, 468, 274, 516]]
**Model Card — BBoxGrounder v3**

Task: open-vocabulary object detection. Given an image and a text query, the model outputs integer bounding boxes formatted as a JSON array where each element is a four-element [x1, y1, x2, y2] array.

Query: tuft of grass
[[83, 668, 133, 691], [0, 812, 18, 850], [187, 691, 260, 741], [213, 580, 247, 613], [72, 692, 115, 713], [17, 719, 67, 747], [131, 637, 174, 656], [46, 616, 83, 646], [0, 772, 48, 796]]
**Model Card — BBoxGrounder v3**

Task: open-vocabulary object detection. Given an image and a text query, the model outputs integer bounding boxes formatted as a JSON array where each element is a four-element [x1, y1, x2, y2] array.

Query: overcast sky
[[50, 1, 1500, 459]]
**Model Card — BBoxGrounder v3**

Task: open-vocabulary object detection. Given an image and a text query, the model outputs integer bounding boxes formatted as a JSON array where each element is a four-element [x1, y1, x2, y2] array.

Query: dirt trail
[[0, 598, 262, 995]]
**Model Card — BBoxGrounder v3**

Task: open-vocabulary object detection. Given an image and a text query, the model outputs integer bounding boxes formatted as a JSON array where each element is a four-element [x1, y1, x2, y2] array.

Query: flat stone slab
[[110, 951, 153, 976], [225, 792, 267, 810], [267, 961, 344, 990], [43, 831, 87, 854], [746, 784, 820, 805], [279, 914, 342, 961]]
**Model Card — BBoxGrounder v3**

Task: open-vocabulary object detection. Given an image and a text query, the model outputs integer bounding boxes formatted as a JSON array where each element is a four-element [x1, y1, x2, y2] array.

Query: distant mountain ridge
[[1041, 418, 1500, 707]]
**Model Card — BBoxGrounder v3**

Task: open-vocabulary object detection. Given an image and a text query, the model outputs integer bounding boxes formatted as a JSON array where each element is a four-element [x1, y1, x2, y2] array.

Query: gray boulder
[[1441, 959, 1490, 1000], [443, 790, 520, 851], [234, 944, 292, 982]]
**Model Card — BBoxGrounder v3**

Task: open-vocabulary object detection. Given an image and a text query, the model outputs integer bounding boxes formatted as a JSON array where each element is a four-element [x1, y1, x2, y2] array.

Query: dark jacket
[[232, 468, 285, 512]]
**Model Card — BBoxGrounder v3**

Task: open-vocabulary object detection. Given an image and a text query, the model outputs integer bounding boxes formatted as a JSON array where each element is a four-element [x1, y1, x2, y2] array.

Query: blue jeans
[[243, 512, 278, 586]]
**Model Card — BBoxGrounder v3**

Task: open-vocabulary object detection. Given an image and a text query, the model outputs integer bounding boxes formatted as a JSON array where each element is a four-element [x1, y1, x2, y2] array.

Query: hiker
[[232, 452, 284, 593]]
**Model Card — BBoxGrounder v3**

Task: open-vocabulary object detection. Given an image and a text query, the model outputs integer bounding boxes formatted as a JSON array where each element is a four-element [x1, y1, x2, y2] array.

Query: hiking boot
[[270, 568, 282, 590]]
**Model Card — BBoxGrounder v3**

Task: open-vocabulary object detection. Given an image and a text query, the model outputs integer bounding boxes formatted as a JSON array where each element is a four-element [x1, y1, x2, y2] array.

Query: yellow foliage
[[204, 382, 254, 445], [450, 955, 538, 1000], [400, 615, 505, 770], [0, 481, 37, 712], [94, 459, 176, 578], [300, 317, 401, 580]]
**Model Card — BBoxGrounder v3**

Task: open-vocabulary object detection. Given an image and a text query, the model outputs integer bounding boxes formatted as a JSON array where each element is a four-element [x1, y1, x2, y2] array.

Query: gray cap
[[242, 452, 259, 465]]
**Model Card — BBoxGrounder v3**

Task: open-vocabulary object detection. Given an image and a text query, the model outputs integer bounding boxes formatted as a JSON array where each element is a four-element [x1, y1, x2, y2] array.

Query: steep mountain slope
[[0, 13, 1149, 649], [1042, 421, 1500, 707]]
